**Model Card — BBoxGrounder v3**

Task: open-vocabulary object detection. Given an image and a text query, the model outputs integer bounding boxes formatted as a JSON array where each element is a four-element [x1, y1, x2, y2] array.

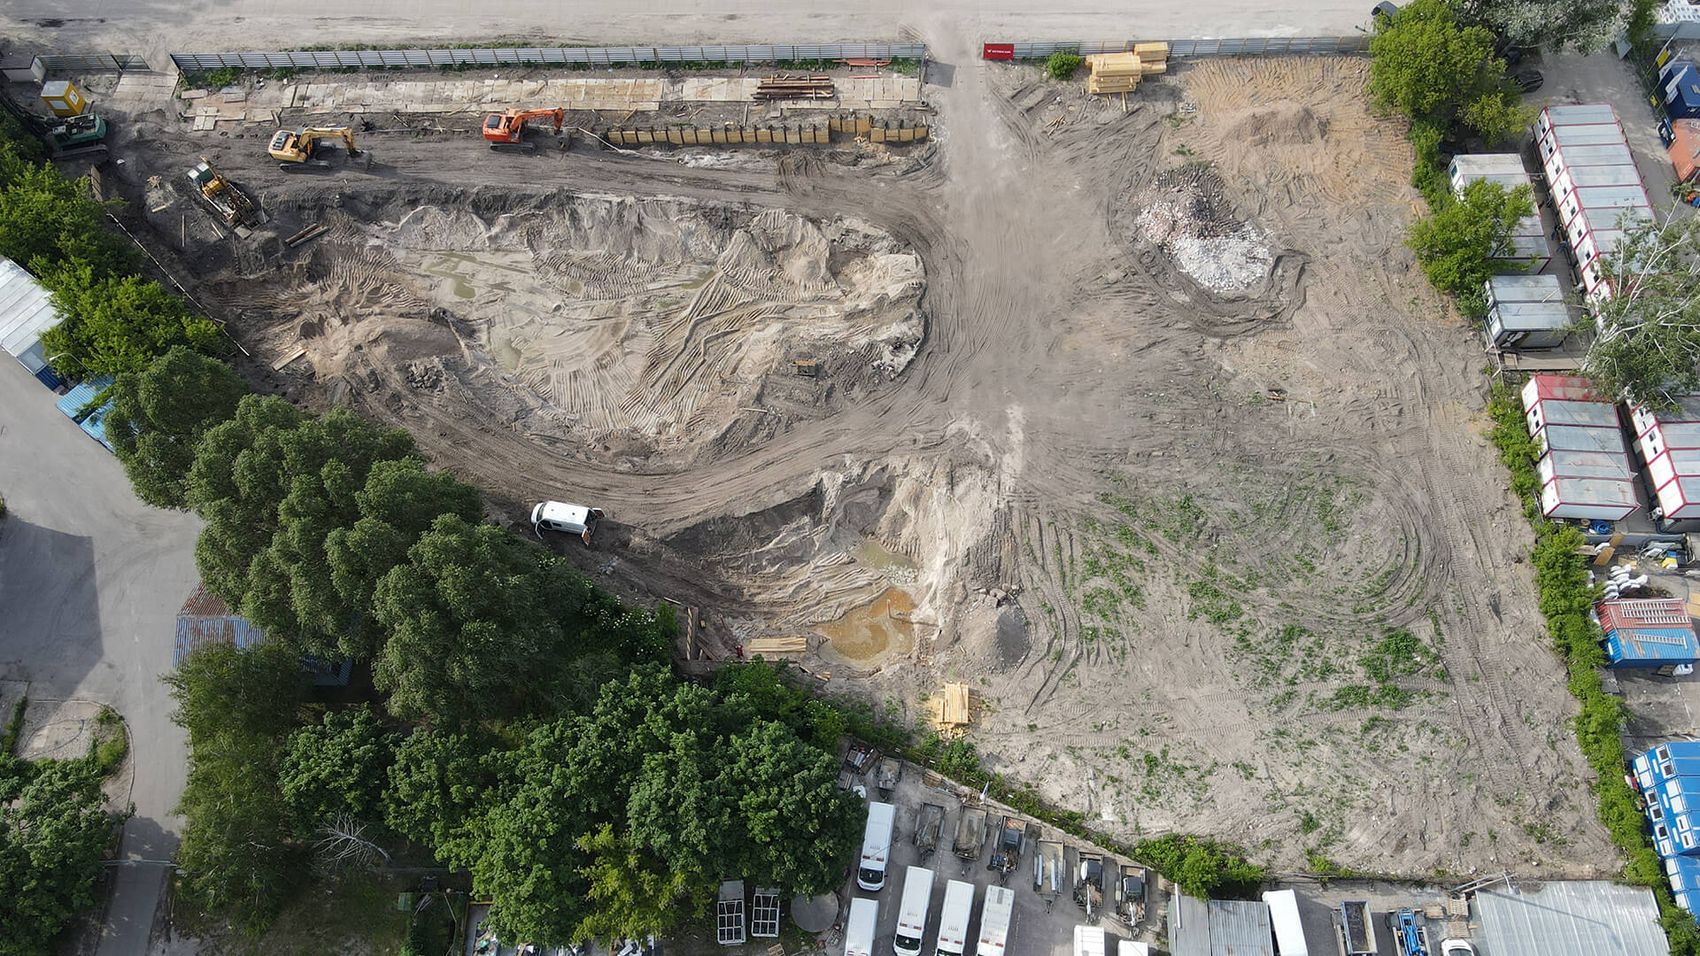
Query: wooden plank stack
[[745, 635, 809, 657], [1084, 42, 1169, 95], [755, 74, 836, 101]]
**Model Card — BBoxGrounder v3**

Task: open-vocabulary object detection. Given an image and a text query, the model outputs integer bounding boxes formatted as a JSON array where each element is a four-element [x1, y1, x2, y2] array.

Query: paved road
[[0, 359, 201, 955], [2, 1, 1374, 69]]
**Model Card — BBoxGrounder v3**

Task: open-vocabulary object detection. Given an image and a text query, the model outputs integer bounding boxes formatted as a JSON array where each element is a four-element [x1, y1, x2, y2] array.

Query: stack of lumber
[[1134, 41, 1170, 74], [1085, 52, 1142, 95], [755, 74, 836, 101], [745, 635, 808, 657], [925, 682, 973, 738]]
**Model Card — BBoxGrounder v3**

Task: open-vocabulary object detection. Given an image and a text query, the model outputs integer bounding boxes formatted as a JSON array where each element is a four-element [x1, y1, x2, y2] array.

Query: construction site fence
[[981, 36, 1369, 60], [598, 115, 928, 147], [169, 43, 927, 73], [35, 53, 151, 73]]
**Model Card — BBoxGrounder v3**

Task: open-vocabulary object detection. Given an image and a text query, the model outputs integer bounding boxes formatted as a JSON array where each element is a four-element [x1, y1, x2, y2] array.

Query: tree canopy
[[106, 346, 247, 509], [1456, 0, 1631, 53], [39, 263, 223, 380], [0, 761, 126, 956], [0, 148, 134, 279], [1405, 178, 1534, 312], [1369, 0, 1529, 144], [1584, 214, 1700, 406], [279, 706, 395, 827]]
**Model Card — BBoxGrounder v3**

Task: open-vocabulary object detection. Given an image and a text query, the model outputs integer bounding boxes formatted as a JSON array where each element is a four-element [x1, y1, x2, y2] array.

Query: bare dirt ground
[[98, 48, 1613, 878]]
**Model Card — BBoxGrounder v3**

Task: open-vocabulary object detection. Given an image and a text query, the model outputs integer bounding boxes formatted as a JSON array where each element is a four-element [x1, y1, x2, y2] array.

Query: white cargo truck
[[1261, 889, 1310, 956], [894, 866, 935, 956], [857, 802, 896, 892], [935, 880, 976, 956], [976, 885, 1015, 956], [845, 898, 878, 956]]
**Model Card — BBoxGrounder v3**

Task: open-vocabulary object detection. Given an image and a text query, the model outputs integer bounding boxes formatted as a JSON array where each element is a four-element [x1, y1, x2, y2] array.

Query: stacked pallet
[[754, 74, 836, 101], [1084, 43, 1169, 95]]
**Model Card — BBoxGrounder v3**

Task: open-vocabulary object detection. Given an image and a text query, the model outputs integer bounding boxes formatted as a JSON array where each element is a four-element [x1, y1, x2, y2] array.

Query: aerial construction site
[[93, 43, 1611, 878]]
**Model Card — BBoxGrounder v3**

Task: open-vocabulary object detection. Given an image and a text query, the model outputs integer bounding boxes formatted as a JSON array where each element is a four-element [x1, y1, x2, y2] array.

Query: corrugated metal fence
[[36, 53, 149, 72], [171, 43, 926, 72], [984, 37, 1369, 60]]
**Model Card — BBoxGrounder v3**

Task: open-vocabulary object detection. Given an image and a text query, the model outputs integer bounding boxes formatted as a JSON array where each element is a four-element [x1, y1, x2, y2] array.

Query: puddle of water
[[856, 537, 916, 572], [815, 587, 915, 662]]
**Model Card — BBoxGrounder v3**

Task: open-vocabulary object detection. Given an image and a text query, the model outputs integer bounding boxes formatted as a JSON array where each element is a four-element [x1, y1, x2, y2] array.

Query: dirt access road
[[100, 33, 1612, 878], [6, 3, 1372, 64]]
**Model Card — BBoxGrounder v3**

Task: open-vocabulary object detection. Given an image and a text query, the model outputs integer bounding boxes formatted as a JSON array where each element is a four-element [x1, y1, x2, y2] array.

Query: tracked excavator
[[267, 126, 367, 170], [481, 107, 565, 151]]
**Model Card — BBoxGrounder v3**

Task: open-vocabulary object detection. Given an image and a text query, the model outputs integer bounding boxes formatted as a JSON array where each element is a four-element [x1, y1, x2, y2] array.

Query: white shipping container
[[1073, 926, 1107, 956], [1540, 475, 1638, 520], [1655, 474, 1700, 520], [1261, 890, 1310, 956]]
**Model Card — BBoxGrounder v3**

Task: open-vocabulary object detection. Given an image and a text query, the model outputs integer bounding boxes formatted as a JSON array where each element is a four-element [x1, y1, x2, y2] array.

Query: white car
[[1440, 940, 1478, 956], [531, 501, 605, 544]]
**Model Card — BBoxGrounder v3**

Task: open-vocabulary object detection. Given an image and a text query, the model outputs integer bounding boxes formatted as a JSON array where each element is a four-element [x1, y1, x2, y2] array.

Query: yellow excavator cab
[[267, 126, 360, 166]]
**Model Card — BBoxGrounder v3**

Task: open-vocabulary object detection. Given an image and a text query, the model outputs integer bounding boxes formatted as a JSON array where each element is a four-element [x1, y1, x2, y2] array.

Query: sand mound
[[1226, 100, 1326, 146]]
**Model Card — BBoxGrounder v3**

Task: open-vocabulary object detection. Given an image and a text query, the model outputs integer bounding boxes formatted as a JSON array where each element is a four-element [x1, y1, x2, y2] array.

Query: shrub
[[1046, 52, 1083, 80]]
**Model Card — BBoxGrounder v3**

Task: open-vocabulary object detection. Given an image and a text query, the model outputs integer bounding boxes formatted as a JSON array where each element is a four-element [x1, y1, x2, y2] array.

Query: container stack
[[1521, 373, 1638, 521]]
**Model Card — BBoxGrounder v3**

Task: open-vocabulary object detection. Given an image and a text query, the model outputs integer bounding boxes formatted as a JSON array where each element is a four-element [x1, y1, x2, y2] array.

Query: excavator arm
[[268, 125, 360, 165], [481, 108, 565, 148]]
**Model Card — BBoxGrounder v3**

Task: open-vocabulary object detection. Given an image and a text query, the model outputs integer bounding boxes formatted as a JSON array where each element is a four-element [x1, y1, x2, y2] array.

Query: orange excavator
[[481, 107, 565, 151]]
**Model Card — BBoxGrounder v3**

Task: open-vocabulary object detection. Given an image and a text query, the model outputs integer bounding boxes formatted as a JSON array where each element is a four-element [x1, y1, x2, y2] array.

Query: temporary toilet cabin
[[1598, 598, 1700, 671]]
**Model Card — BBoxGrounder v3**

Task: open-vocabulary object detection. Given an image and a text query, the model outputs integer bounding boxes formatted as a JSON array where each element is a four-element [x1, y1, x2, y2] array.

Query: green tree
[[1583, 214, 1700, 407], [105, 347, 247, 509], [1131, 834, 1266, 898], [384, 728, 502, 860], [1405, 178, 1533, 312], [1369, 0, 1529, 143], [574, 825, 698, 943], [167, 641, 309, 933], [1456, 0, 1630, 53], [1045, 52, 1083, 80], [717, 719, 860, 894], [372, 514, 610, 723], [0, 149, 134, 278], [323, 458, 483, 659], [186, 394, 309, 604], [40, 262, 222, 380], [0, 761, 125, 956], [279, 706, 395, 826]]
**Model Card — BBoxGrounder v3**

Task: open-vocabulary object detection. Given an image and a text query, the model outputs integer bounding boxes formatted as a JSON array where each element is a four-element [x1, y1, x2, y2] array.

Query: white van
[[845, 898, 878, 956], [934, 880, 976, 956], [856, 802, 896, 892], [976, 886, 1014, 956], [1073, 926, 1106, 956], [531, 500, 605, 544], [894, 866, 935, 956]]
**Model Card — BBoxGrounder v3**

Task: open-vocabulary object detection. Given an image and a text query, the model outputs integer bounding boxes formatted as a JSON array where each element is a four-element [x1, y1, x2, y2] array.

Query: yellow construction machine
[[267, 126, 368, 171], [186, 157, 264, 235]]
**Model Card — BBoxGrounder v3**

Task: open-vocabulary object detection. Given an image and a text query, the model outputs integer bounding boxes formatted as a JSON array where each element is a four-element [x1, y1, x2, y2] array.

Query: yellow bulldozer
[[186, 157, 264, 235], [266, 126, 369, 171]]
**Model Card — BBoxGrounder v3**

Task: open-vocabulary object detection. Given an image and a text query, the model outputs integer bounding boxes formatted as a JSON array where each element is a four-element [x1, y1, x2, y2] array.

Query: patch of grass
[[1, 694, 26, 757], [1045, 51, 1083, 80], [1186, 564, 1242, 624]]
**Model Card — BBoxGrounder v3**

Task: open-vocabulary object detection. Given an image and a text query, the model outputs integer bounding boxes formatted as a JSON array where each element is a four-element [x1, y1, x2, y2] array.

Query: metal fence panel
[[170, 42, 926, 73], [35, 53, 148, 72], [989, 36, 1367, 60]]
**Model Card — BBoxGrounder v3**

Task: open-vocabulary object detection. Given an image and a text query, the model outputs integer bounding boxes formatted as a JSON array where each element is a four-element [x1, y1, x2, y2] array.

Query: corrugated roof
[[1451, 153, 1528, 177], [1169, 894, 1211, 956], [1545, 104, 1621, 126], [0, 257, 61, 360], [1544, 425, 1627, 454], [174, 584, 268, 666], [1475, 881, 1668, 956], [1548, 124, 1631, 149], [1206, 900, 1273, 956]]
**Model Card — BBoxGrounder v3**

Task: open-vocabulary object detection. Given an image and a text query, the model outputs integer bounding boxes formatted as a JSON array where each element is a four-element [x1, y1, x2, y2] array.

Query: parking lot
[[836, 754, 1158, 956]]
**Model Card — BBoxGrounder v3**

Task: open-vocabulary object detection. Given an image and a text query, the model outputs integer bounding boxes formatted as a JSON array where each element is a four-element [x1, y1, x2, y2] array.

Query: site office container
[[1538, 103, 1622, 140], [1538, 447, 1634, 483], [857, 802, 896, 892], [1485, 302, 1570, 349], [1552, 162, 1646, 204], [1540, 473, 1638, 520], [1521, 373, 1603, 409], [976, 886, 1014, 956], [1542, 140, 1636, 180], [1539, 423, 1634, 457], [1637, 415, 1700, 462], [844, 898, 877, 956], [1650, 454, 1700, 519], [1524, 397, 1618, 434], [935, 880, 976, 956], [1555, 185, 1654, 236], [893, 866, 935, 956], [1448, 153, 1528, 193], [1635, 742, 1700, 791], [1667, 855, 1700, 913]]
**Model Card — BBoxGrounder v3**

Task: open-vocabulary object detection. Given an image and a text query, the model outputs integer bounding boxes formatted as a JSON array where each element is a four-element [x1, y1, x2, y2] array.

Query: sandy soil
[[99, 49, 1613, 878]]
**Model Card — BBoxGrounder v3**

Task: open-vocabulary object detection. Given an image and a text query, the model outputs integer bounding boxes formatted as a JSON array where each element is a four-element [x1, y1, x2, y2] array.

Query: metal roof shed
[[1598, 598, 1699, 669], [1205, 900, 1273, 956], [1168, 894, 1211, 956], [1474, 881, 1668, 956], [0, 256, 63, 381], [1541, 103, 1622, 130]]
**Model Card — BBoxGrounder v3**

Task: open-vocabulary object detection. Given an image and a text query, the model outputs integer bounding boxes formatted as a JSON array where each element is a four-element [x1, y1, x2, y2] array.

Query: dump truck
[[874, 755, 902, 796], [1339, 901, 1378, 956], [1115, 863, 1148, 926], [1074, 852, 1107, 918], [953, 806, 986, 860], [1033, 839, 1066, 909], [913, 802, 945, 857], [987, 816, 1025, 880]]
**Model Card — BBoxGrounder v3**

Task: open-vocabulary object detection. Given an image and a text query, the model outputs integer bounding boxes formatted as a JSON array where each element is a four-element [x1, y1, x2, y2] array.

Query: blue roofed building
[[1645, 774, 1700, 858], [1634, 741, 1700, 790], [1598, 599, 1700, 673], [54, 375, 116, 451], [1669, 855, 1700, 914], [1663, 59, 1700, 121]]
